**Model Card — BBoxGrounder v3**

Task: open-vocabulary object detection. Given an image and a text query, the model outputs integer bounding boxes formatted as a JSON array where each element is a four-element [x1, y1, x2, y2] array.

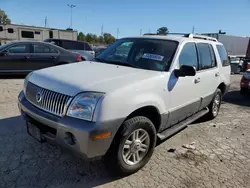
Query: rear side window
[[197, 43, 215, 70], [84, 42, 92, 51], [216, 45, 229, 66]]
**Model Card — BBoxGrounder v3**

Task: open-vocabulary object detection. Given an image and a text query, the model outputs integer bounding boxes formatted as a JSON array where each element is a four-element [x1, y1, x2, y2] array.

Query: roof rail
[[188, 34, 218, 42], [143, 33, 218, 42]]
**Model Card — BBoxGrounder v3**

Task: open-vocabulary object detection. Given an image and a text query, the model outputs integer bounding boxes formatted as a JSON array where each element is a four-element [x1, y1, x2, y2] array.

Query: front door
[[166, 42, 201, 127], [0, 43, 32, 73], [29, 44, 59, 71]]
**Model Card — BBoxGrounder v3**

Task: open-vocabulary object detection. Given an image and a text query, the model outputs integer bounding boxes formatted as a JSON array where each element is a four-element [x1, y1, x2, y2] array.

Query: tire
[[104, 116, 157, 176], [240, 88, 248, 95], [206, 89, 222, 120]]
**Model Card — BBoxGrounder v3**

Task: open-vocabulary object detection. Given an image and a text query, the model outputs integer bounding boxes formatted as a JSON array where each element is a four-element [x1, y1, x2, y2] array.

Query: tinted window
[[84, 42, 92, 51], [8, 28, 14, 33], [33, 44, 58, 53], [197, 43, 213, 70], [0, 26, 3, 31], [216, 45, 230, 66], [61, 41, 74, 49], [209, 45, 217, 67], [35, 31, 40, 35], [7, 44, 29, 53], [21, 31, 34, 38], [179, 43, 198, 69], [98, 38, 178, 71]]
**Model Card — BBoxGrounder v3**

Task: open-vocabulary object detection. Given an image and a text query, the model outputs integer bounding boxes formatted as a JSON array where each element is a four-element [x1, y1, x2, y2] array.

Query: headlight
[[67, 92, 104, 121], [243, 72, 250, 80], [24, 72, 33, 95]]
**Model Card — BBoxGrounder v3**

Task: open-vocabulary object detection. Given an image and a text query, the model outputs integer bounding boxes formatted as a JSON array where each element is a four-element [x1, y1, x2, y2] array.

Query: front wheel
[[104, 116, 156, 176], [206, 88, 222, 119]]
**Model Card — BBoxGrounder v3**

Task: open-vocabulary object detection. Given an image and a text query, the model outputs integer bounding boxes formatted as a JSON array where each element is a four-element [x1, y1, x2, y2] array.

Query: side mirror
[[174, 65, 196, 77], [0, 50, 9, 56]]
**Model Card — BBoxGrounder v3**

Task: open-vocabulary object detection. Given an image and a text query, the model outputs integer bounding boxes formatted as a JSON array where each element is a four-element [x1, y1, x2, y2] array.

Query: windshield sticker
[[142, 53, 164, 61]]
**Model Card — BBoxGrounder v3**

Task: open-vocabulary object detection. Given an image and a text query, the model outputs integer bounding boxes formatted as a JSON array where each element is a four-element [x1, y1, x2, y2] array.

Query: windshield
[[96, 38, 178, 71]]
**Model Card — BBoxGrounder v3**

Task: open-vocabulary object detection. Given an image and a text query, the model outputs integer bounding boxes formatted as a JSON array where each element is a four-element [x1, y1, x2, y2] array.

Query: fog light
[[65, 132, 77, 145]]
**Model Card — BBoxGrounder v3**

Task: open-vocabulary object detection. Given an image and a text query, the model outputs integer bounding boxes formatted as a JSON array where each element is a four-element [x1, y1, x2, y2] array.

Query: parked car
[[240, 69, 250, 94], [44, 39, 95, 60], [229, 55, 243, 74], [94, 46, 106, 57], [18, 34, 230, 175], [0, 41, 82, 74]]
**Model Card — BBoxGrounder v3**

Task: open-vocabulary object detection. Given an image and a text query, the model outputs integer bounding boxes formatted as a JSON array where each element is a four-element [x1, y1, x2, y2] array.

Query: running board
[[157, 108, 209, 140]]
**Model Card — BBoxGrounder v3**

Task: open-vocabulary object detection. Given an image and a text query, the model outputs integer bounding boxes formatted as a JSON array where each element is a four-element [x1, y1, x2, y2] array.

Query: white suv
[[18, 33, 231, 175]]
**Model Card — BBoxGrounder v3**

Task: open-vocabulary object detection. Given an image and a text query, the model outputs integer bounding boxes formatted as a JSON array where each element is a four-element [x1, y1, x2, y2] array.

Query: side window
[[197, 43, 213, 70], [62, 41, 74, 49], [33, 44, 57, 53], [209, 44, 217, 67], [216, 45, 229, 66], [21, 31, 34, 39], [84, 43, 92, 51], [7, 44, 29, 53], [179, 42, 198, 69]]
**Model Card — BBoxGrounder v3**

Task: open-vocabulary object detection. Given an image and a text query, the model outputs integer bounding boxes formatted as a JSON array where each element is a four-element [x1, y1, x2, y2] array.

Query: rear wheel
[[104, 116, 156, 176], [206, 89, 222, 119]]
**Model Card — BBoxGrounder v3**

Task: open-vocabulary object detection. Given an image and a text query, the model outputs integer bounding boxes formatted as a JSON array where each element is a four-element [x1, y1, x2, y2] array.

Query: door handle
[[215, 72, 220, 77], [49, 56, 57, 60], [22, 56, 30, 60], [194, 77, 200, 84]]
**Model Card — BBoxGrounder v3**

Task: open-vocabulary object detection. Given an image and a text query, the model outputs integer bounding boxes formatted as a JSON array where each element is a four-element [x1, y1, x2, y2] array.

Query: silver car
[[44, 39, 95, 61]]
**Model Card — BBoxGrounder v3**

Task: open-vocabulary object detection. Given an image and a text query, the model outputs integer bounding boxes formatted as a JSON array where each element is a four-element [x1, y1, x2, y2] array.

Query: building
[[202, 33, 249, 56], [0, 24, 77, 45]]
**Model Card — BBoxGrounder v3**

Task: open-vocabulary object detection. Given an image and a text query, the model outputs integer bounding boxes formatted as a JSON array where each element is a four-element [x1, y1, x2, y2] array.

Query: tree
[[103, 33, 116, 44], [77, 32, 85, 41], [98, 36, 104, 44], [157, 27, 169, 35], [85, 33, 94, 43], [0, 9, 11, 24]]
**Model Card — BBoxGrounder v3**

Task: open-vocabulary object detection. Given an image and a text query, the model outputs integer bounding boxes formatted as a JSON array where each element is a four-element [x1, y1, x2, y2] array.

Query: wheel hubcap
[[212, 94, 220, 116], [122, 128, 150, 165]]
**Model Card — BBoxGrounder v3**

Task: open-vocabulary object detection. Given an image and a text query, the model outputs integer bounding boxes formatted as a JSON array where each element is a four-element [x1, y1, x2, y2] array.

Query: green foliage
[[77, 32, 85, 41], [77, 32, 116, 44], [157, 27, 169, 35], [0, 9, 11, 24]]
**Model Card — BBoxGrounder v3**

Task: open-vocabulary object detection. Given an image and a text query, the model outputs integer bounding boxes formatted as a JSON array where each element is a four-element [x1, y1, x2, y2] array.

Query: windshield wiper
[[108, 61, 139, 68], [93, 57, 106, 63]]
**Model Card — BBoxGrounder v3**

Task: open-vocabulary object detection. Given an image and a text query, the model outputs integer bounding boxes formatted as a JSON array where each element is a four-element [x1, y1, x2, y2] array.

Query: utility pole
[[148, 28, 151, 33], [192, 26, 195, 34], [67, 4, 76, 29], [117, 28, 119, 39], [45, 16, 47, 27], [140, 29, 142, 35], [101, 24, 104, 36]]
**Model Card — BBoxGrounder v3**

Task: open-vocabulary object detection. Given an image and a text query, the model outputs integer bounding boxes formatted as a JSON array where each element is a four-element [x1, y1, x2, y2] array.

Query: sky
[[1, 0, 250, 38]]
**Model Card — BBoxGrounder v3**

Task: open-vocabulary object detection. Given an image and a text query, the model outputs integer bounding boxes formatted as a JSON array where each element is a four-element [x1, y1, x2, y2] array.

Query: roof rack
[[143, 33, 218, 42]]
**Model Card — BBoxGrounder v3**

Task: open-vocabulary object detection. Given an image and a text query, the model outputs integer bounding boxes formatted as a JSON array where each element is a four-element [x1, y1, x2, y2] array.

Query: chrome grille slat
[[25, 82, 72, 117]]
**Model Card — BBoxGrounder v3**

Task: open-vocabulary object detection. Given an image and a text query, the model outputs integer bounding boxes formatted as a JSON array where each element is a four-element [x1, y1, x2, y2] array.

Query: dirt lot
[[0, 75, 250, 188]]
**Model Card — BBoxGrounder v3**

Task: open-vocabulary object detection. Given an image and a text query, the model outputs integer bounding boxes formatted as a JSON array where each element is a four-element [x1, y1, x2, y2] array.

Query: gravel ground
[[0, 75, 250, 188]]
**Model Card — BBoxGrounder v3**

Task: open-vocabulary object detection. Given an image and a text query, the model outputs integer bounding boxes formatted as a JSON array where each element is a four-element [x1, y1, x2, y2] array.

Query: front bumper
[[18, 91, 122, 160]]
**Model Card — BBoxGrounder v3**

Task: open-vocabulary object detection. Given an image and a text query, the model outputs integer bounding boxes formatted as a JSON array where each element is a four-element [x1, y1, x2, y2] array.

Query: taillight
[[241, 76, 249, 88], [77, 55, 82, 62]]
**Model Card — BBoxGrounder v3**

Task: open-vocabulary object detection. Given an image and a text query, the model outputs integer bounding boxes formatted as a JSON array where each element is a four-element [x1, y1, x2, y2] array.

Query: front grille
[[25, 82, 72, 116]]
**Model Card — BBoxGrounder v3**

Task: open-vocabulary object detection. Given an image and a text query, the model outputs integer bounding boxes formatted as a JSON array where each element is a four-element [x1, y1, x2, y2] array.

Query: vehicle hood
[[29, 61, 161, 96]]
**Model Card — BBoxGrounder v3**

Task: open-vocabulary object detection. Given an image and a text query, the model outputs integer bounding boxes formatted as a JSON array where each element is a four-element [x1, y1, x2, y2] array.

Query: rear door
[[29, 43, 59, 70], [195, 42, 220, 110], [0, 43, 32, 72]]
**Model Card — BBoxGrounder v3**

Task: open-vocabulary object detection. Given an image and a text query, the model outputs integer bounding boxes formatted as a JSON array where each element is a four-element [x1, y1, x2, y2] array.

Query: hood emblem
[[36, 89, 43, 103]]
